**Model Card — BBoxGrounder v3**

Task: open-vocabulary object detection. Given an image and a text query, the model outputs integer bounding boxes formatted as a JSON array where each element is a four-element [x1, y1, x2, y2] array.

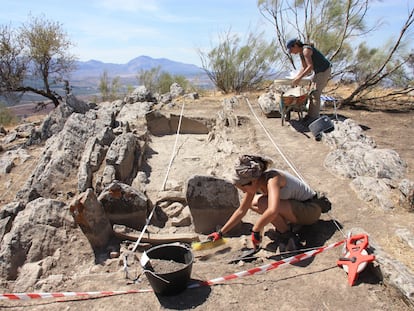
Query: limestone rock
[[350, 176, 395, 210], [104, 132, 141, 185], [258, 92, 281, 118], [170, 82, 184, 98], [186, 175, 239, 234], [0, 198, 73, 280], [16, 108, 113, 202], [125, 86, 155, 103], [98, 181, 149, 230], [69, 189, 113, 249], [399, 179, 414, 211]]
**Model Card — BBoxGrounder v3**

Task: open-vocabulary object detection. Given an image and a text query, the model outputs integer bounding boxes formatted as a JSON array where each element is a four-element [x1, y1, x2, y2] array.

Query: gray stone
[[258, 92, 281, 117], [104, 132, 141, 184], [13, 262, 42, 292], [399, 179, 414, 211], [186, 175, 239, 234], [70, 189, 113, 249], [369, 238, 414, 306], [125, 86, 154, 103], [350, 177, 395, 210], [16, 110, 112, 202], [0, 198, 73, 280], [170, 82, 184, 98], [395, 228, 414, 250], [324, 119, 376, 149], [98, 181, 149, 230], [325, 145, 406, 181], [171, 206, 192, 227]]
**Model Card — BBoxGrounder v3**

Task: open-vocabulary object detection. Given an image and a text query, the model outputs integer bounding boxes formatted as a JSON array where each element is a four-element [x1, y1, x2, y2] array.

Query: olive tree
[[0, 24, 26, 105], [0, 15, 76, 107], [198, 29, 281, 93]]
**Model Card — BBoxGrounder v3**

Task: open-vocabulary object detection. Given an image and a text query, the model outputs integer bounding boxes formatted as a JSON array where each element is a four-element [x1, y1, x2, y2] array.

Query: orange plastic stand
[[337, 234, 376, 286]]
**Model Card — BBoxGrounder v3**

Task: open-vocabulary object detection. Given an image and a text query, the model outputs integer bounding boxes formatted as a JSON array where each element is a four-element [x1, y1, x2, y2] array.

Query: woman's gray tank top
[[263, 169, 315, 201]]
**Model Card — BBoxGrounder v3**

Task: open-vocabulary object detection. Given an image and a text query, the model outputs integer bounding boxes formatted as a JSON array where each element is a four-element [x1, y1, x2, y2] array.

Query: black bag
[[313, 192, 332, 213]]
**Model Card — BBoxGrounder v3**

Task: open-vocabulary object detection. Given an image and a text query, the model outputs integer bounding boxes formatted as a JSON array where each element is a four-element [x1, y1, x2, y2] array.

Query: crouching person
[[208, 154, 328, 251]]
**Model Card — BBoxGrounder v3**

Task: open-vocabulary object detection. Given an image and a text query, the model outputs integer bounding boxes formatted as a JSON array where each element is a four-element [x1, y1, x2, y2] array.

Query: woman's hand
[[292, 77, 301, 87], [251, 231, 261, 249], [207, 230, 223, 241]]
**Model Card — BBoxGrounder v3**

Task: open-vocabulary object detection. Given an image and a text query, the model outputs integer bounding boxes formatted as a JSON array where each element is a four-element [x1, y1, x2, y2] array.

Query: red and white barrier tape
[[0, 239, 345, 300], [0, 289, 152, 301], [193, 238, 346, 287]]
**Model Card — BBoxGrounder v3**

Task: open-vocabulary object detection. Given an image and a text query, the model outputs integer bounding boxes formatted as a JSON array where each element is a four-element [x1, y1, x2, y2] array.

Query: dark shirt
[[304, 45, 331, 73]]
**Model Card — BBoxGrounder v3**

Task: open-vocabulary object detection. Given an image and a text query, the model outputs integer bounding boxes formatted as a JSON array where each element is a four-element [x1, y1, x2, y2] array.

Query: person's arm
[[219, 191, 255, 235], [293, 47, 314, 85], [251, 175, 283, 233]]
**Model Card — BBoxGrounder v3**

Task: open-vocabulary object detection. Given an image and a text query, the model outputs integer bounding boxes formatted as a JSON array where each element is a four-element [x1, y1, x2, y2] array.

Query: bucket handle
[[143, 269, 171, 284]]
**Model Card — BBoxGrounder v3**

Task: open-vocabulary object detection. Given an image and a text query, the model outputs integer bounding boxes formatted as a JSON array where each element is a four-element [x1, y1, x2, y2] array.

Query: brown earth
[[1, 94, 414, 310]]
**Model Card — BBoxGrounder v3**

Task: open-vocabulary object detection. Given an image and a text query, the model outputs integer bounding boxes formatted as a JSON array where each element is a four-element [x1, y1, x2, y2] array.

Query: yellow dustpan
[[191, 238, 227, 251]]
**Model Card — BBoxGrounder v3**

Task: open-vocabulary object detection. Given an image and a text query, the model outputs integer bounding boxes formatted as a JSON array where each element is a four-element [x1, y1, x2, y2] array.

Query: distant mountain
[[71, 55, 204, 79]]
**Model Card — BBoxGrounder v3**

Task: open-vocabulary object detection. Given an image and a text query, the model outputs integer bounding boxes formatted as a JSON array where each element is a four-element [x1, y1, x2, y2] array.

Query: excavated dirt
[[1, 94, 414, 310]]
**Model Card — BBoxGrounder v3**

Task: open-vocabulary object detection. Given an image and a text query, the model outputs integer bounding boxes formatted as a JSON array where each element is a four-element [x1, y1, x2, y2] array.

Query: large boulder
[[106, 133, 141, 181], [350, 176, 395, 210], [0, 201, 25, 242], [258, 92, 281, 118], [186, 175, 240, 234], [78, 128, 116, 192], [325, 145, 406, 180], [69, 189, 113, 249], [98, 181, 149, 230], [125, 86, 155, 103], [170, 82, 185, 98], [0, 198, 73, 280]]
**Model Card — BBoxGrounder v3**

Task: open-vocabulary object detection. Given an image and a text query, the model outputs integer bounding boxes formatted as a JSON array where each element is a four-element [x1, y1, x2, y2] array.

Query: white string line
[[161, 102, 186, 191], [243, 96, 346, 238], [244, 96, 308, 186], [132, 102, 186, 252]]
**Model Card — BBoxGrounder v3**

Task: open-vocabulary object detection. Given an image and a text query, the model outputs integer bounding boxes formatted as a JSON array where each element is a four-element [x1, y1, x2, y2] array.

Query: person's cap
[[286, 38, 296, 50]]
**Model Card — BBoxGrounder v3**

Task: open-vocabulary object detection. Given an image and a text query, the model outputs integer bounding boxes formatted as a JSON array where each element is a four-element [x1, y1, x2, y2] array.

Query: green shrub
[[0, 102, 17, 126]]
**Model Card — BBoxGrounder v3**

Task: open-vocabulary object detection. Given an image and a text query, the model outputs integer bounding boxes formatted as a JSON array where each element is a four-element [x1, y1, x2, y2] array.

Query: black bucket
[[142, 243, 194, 295], [308, 115, 334, 141]]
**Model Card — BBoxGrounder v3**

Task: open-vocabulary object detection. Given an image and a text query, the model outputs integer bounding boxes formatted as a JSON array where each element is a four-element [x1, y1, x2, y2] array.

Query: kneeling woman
[[208, 154, 322, 249]]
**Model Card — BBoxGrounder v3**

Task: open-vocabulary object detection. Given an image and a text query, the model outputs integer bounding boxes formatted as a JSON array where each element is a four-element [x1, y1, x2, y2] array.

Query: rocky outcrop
[[324, 118, 410, 210], [98, 132, 142, 188], [0, 198, 74, 280]]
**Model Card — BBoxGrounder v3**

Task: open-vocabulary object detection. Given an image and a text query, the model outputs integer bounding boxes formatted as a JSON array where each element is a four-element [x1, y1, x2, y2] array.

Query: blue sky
[[1, 0, 413, 67]]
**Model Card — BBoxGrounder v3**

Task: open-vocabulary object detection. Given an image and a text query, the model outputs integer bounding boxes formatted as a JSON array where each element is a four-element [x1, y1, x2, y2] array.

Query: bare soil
[[1, 95, 414, 310]]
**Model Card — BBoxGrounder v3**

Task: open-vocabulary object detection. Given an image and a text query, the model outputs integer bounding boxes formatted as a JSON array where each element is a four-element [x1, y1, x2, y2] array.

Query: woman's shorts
[[290, 199, 322, 225]]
